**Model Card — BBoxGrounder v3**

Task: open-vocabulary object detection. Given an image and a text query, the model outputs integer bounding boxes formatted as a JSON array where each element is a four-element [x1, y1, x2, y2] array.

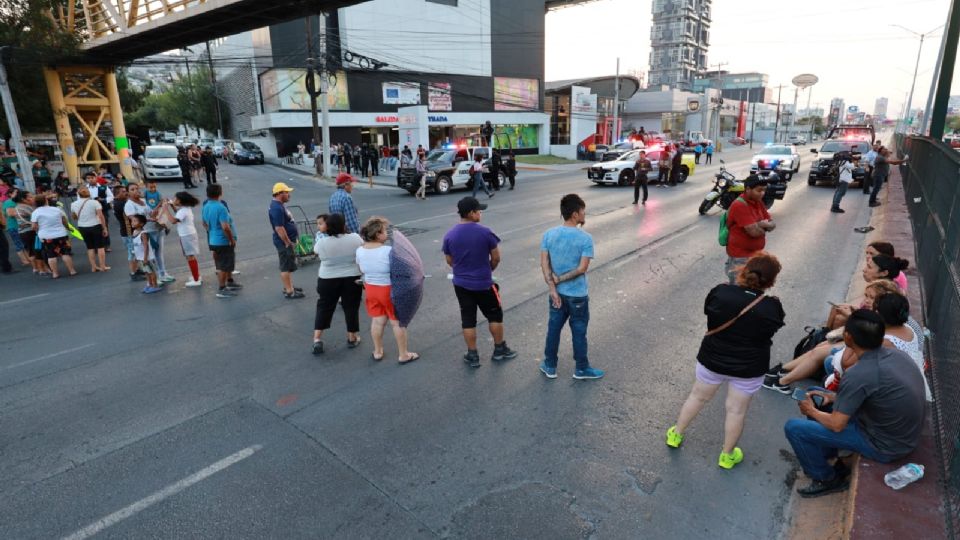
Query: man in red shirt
[[725, 175, 776, 283]]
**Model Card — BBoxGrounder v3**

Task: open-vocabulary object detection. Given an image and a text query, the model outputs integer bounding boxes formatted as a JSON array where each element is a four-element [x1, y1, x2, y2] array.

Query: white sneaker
[[185, 279, 203, 287], [160, 274, 176, 283]]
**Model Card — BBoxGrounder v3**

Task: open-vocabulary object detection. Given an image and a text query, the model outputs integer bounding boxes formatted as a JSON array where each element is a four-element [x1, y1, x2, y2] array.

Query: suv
[[808, 140, 870, 187], [228, 141, 265, 165], [397, 146, 505, 195]]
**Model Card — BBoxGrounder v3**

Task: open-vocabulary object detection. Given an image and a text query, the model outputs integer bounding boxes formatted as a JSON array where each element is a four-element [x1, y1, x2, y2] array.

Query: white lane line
[[0, 293, 50, 306], [62, 444, 263, 540], [2, 343, 97, 371]]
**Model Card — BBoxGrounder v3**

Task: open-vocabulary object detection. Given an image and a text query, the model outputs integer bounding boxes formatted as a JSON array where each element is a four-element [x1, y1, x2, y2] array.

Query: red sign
[[375, 115, 398, 123]]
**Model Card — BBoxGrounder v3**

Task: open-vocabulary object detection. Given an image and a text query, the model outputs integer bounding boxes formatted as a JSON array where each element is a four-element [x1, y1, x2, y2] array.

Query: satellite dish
[[792, 74, 819, 89]]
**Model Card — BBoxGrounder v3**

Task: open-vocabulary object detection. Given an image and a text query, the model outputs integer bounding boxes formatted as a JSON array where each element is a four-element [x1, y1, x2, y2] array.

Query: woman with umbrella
[[356, 216, 419, 364]]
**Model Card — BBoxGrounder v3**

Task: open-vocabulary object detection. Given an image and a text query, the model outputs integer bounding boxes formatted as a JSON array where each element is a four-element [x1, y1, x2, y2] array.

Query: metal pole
[[183, 55, 200, 138], [205, 41, 224, 139], [806, 87, 814, 142], [749, 100, 756, 149], [305, 16, 321, 175], [903, 34, 925, 133], [612, 57, 620, 144], [43, 67, 79, 183], [921, 28, 946, 136], [791, 86, 799, 140], [320, 12, 331, 179], [104, 70, 135, 181], [773, 85, 783, 143], [930, 0, 960, 139], [0, 53, 34, 191]]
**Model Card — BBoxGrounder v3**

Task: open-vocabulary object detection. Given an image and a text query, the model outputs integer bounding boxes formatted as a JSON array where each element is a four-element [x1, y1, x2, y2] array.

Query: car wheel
[[698, 198, 715, 215], [617, 169, 634, 186], [434, 175, 451, 194], [807, 176, 816, 186], [678, 166, 689, 183], [258, 158, 264, 165], [783, 172, 793, 181]]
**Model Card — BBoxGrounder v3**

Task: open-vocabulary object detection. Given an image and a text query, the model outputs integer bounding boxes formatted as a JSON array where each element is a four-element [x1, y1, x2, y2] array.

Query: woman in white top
[[30, 193, 77, 278], [162, 191, 203, 287], [356, 216, 419, 364], [875, 292, 932, 401], [311, 213, 364, 355], [70, 186, 110, 272]]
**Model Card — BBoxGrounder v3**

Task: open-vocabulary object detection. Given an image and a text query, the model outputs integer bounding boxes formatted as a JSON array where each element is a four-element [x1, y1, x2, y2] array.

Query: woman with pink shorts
[[665, 252, 786, 469]]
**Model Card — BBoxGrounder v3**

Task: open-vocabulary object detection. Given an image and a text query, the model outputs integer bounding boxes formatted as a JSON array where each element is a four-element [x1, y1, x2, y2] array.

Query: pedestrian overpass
[[40, 0, 597, 181]]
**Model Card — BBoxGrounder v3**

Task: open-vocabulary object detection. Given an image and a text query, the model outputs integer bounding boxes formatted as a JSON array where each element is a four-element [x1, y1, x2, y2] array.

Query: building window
[[426, 0, 457, 5]]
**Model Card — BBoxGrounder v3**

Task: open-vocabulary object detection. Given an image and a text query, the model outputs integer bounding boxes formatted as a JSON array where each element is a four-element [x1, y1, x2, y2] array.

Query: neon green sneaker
[[718, 447, 744, 469], [666, 426, 684, 448]]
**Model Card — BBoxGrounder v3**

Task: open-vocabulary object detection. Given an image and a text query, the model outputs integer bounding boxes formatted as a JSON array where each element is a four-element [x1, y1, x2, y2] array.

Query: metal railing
[[895, 133, 960, 538]]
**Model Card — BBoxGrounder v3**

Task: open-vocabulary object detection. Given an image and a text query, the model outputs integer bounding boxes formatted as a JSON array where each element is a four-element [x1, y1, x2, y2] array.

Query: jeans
[[543, 294, 590, 370], [784, 417, 895, 481], [147, 230, 166, 276], [831, 181, 849, 209], [862, 167, 873, 193], [471, 171, 492, 197], [705, 153, 712, 164], [633, 175, 648, 203], [869, 173, 887, 205]]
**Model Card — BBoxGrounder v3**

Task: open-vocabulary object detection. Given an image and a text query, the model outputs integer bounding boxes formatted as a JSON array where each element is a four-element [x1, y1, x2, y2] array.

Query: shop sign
[[428, 115, 448, 122], [428, 83, 452, 111], [375, 115, 399, 123]]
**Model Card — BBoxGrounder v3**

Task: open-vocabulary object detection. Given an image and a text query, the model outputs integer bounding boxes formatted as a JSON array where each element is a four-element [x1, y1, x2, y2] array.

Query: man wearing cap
[[329, 172, 360, 234], [442, 196, 518, 368], [269, 182, 305, 299], [724, 175, 775, 283]]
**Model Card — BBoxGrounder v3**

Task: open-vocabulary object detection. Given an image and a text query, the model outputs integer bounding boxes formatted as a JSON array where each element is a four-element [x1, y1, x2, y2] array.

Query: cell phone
[[827, 301, 839, 307], [791, 387, 808, 401]]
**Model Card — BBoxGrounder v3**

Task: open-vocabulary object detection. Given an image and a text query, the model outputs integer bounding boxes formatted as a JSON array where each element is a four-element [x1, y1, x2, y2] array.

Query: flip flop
[[348, 337, 361, 348], [371, 353, 384, 361], [854, 226, 875, 233], [398, 353, 420, 365]]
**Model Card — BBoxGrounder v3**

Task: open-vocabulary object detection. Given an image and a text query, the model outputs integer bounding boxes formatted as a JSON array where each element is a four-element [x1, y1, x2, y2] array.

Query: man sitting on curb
[[784, 309, 926, 498]]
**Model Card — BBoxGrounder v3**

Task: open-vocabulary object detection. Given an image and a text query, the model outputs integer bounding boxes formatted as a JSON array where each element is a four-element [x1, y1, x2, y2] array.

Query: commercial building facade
[[648, 0, 712, 90]]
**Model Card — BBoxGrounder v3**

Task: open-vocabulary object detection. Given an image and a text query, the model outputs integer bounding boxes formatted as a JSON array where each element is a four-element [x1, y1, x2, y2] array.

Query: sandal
[[347, 337, 361, 348], [398, 353, 420, 365], [371, 352, 384, 361]]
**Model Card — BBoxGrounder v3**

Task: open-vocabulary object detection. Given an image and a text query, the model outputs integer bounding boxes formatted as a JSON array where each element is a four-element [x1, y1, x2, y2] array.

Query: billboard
[[428, 83, 452, 111], [571, 86, 597, 114], [491, 124, 539, 150], [383, 82, 421, 105], [494, 77, 539, 111], [260, 69, 350, 112]]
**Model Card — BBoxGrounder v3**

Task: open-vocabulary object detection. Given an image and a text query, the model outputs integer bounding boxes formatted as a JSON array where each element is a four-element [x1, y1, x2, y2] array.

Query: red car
[[728, 136, 747, 146]]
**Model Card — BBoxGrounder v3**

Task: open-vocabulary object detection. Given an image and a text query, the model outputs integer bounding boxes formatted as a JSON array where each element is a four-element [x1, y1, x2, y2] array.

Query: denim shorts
[[123, 236, 135, 261], [8, 229, 25, 251]]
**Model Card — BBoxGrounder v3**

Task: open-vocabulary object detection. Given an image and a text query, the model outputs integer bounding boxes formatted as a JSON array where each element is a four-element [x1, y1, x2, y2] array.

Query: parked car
[[199, 137, 215, 149], [139, 145, 183, 182], [728, 136, 747, 146], [788, 135, 807, 145], [228, 141, 265, 165], [213, 139, 233, 158], [587, 148, 696, 186], [750, 144, 801, 180]]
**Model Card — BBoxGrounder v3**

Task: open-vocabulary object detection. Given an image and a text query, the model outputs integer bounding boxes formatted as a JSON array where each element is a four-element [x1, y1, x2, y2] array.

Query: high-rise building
[[648, 0, 711, 90], [828, 97, 845, 126], [874, 97, 888, 121]]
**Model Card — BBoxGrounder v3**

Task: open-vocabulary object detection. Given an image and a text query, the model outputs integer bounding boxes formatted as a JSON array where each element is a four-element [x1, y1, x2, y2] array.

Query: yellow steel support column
[[42, 67, 80, 183], [103, 71, 134, 181]]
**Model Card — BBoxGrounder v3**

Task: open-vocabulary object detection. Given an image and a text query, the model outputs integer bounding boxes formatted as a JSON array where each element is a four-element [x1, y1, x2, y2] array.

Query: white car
[[587, 149, 694, 185], [139, 145, 183, 182], [750, 144, 801, 180]]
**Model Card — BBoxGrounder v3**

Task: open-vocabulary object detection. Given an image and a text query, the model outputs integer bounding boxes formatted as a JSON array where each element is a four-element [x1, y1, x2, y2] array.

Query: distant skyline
[[546, 0, 953, 119]]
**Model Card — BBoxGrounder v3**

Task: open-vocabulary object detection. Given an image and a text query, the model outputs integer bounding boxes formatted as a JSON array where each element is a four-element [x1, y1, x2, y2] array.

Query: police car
[[397, 146, 506, 195], [750, 144, 801, 180], [587, 146, 695, 186]]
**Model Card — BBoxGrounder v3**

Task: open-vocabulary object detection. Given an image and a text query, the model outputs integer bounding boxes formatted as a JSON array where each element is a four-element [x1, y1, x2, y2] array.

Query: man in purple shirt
[[442, 196, 518, 368]]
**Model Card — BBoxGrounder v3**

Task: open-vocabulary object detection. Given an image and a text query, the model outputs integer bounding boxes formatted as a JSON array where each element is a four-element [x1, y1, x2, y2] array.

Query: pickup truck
[[397, 146, 507, 195]]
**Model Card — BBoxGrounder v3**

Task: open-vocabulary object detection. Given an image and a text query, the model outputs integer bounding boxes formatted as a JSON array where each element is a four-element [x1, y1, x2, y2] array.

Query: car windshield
[[762, 146, 792, 155], [617, 151, 639, 162], [240, 142, 260, 150], [427, 150, 455, 162], [144, 147, 178, 159], [821, 141, 868, 153]]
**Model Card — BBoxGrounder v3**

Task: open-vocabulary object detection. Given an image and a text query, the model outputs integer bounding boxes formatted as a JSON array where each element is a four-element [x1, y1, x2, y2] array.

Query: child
[[144, 180, 162, 211], [131, 214, 162, 294], [315, 213, 329, 245], [162, 191, 203, 287]]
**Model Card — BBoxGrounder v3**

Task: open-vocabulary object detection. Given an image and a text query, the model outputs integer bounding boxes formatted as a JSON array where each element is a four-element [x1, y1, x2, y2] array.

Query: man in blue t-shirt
[[539, 193, 603, 380], [201, 183, 238, 298], [442, 196, 518, 368], [268, 182, 304, 299]]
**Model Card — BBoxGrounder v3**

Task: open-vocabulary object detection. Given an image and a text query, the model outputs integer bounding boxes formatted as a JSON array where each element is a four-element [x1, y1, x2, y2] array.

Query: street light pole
[[205, 41, 225, 139], [891, 24, 942, 133], [612, 57, 620, 144]]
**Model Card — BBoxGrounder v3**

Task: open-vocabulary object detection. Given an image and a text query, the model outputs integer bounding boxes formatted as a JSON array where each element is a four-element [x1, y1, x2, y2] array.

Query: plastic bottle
[[884, 463, 925, 490]]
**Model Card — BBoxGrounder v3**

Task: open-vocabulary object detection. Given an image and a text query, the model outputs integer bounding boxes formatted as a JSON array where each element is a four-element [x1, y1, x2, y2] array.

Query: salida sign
[[375, 115, 448, 123]]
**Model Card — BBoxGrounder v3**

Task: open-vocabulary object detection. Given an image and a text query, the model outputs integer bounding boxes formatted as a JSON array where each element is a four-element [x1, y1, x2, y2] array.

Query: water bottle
[[884, 463, 924, 490]]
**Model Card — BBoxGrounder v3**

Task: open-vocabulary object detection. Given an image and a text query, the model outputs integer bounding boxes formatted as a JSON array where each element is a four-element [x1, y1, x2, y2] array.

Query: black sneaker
[[312, 341, 324, 355], [225, 283, 243, 290], [796, 475, 850, 498], [284, 290, 306, 299], [491, 342, 518, 362], [830, 207, 845, 213], [762, 374, 792, 394], [463, 350, 481, 368]]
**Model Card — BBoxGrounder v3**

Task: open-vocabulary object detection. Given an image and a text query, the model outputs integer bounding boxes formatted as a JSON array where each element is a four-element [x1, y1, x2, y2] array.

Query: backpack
[[793, 326, 830, 359], [717, 198, 745, 246]]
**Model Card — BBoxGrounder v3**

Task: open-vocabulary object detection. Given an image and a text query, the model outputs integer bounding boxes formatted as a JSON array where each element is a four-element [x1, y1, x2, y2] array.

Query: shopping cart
[[288, 205, 318, 265]]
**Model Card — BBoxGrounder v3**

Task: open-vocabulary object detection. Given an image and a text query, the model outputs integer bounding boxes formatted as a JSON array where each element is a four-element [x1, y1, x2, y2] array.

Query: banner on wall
[[491, 124, 539, 150], [383, 82, 421, 105], [260, 69, 350, 112], [570, 86, 596, 114], [494, 77, 539, 111], [428, 83, 452, 111]]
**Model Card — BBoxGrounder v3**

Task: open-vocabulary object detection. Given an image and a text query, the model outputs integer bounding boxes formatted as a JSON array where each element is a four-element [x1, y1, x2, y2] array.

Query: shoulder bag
[[705, 293, 765, 336]]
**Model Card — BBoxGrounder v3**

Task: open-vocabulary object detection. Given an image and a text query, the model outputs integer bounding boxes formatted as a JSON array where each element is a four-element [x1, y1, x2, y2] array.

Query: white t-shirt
[[175, 207, 197, 237], [71, 197, 102, 227], [132, 231, 155, 261], [315, 233, 362, 279], [125, 199, 158, 232], [30, 206, 69, 240], [839, 161, 854, 183], [356, 245, 392, 285]]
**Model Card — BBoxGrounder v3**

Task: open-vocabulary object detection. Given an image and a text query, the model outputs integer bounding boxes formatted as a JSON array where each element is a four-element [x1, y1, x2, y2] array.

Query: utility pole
[[181, 49, 200, 138], [612, 57, 620, 144], [749, 100, 756, 150], [205, 41, 225, 139], [319, 13, 331, 179], [930, 0, 960, 139], [773, 84, 785, 143], [0, 49, 35, 191], [710, 61, 727, 150], [305, 16, 321, 175]]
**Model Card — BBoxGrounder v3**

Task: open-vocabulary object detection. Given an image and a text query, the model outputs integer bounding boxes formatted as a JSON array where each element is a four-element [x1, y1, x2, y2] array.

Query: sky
[[546, 0, 953, 117]]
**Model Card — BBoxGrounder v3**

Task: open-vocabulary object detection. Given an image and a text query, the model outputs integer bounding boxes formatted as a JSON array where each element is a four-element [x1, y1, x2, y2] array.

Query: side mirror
[[809, 149, 818, 154]]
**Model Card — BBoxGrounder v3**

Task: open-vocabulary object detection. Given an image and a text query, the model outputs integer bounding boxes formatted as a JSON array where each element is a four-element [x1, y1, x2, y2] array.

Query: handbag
[[705, 294, 766, 336]]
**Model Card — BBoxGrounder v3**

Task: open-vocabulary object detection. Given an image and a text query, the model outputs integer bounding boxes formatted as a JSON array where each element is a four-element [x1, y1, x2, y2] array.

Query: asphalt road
[[0, 143, 879, 539]]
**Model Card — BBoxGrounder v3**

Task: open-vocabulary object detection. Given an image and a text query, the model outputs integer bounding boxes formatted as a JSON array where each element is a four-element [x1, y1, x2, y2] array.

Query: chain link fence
[[896, 134, 960, 538]]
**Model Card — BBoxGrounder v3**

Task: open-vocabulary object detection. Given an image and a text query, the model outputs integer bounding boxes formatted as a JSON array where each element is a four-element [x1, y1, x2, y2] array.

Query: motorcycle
[[698, 161, 788, 215]]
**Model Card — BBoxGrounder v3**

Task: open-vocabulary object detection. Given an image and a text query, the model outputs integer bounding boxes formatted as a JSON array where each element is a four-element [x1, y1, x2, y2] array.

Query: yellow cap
[[272, 182, 294, 195]]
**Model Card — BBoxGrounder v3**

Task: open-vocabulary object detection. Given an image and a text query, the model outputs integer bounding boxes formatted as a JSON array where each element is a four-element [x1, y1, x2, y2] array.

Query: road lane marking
[[2, 343, 97, 371], [62, 444, 263, 540], [0, 293, 50, 306]]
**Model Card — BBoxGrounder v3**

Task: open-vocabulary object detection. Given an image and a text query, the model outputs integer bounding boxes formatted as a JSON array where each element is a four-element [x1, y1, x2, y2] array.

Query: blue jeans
[[543, 295, 590, 371], [471, 172, 491, 198], [784, 417, 895, 481], [147, 230, 166, 276], [869, 173, 887, 205], [831, 181, 849, 210]]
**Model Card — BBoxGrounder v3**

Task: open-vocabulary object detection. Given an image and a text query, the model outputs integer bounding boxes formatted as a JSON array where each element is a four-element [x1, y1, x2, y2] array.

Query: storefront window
[[548, 94, 571, 145]]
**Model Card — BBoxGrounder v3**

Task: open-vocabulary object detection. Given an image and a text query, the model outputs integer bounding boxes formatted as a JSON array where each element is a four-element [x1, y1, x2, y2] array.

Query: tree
[[0, 0, 82, 142], [123, 65, 228, 135]]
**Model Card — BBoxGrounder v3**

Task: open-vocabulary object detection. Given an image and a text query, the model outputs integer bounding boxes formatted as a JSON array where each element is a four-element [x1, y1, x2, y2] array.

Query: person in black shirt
[[633, 150, 652, 205], [504, 151, 517, 190], [490, 149, 502, 191], [178, 150, 194, 189], [201, 146, 218, 184], [666, 252, 786, 469]]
